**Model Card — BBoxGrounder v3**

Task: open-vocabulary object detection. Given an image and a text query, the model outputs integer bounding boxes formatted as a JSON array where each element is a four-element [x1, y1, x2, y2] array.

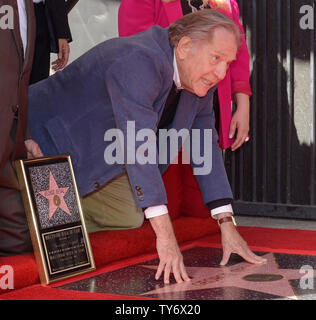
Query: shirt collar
[[173, 51, 183, 90]]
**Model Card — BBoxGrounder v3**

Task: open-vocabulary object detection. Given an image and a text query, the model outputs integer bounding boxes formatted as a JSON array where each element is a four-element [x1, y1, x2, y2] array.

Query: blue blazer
[[28, 26, 233, 208]]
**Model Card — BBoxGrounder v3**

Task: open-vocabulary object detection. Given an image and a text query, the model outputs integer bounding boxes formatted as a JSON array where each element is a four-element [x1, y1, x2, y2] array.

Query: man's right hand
[[149, 214, 191, 284]]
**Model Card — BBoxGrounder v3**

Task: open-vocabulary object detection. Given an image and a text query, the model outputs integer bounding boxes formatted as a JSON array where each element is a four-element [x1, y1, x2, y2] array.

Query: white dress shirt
[[17, 0, 27, 57], [144, 53, 233, 219]]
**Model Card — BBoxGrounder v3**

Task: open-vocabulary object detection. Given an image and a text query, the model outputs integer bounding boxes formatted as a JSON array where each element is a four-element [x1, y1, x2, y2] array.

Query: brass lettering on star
[[53, 195, 61, 206], [243, 274, 284, 282]]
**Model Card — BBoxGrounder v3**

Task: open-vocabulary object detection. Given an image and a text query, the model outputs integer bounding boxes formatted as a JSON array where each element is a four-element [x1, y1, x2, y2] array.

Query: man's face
[[176, 27, 238, 97]]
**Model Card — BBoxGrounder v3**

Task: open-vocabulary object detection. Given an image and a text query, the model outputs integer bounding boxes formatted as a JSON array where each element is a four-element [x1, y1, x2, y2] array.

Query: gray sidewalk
[[235, 215, 316, 231]]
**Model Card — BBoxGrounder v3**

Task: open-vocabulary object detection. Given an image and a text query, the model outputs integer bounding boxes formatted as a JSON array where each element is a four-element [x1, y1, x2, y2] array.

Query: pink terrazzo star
[[140, 253, 307, 300], [38, 170, 72, 220]]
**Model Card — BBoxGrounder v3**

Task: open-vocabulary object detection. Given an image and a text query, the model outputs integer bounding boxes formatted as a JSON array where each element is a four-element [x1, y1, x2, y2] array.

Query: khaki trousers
[[81, 173, 144, 233]]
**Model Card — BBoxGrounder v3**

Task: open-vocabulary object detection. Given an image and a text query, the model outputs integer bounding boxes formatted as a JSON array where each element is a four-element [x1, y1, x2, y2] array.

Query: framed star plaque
[[15, 154, 95, 284]]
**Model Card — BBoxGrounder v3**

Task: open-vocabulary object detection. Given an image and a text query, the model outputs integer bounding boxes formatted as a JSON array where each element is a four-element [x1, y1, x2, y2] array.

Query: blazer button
[[137, 191, 143, 196], [138, 196, 144, 201], [94, 182, 100, 189], [135, 186, 141, 191]]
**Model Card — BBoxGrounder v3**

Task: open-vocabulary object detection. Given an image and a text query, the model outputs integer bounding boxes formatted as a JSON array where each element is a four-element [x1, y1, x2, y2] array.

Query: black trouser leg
[[29, 2, 51, 84]]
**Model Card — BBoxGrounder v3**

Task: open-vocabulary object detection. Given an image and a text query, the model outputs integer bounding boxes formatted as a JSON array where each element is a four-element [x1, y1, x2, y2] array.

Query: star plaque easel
[[15, 155, 95, 284]]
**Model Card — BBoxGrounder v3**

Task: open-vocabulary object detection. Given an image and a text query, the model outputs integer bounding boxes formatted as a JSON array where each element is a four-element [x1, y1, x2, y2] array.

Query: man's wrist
[[216, 212, 233, 220], [217, 215, 237, 227], [149, 214, 175, 241], [210, 204, 233, 219]]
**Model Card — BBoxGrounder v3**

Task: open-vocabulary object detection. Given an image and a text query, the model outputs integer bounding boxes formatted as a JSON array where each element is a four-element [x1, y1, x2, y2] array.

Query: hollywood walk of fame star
[[139, 253, 310, 300], [38, 170, 72, 220]]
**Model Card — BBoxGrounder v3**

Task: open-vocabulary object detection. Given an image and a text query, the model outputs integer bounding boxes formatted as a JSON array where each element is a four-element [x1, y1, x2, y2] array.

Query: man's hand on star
[[149, 214, 191, 284], [218, 214, 267, 266], [141, 252, 304, 300]]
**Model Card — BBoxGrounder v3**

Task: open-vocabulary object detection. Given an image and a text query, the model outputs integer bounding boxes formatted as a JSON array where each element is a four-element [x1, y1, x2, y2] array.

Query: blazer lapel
[[161, 0, 183, 24], [159, 90, 199, 169], [171, 90, 199, 131]]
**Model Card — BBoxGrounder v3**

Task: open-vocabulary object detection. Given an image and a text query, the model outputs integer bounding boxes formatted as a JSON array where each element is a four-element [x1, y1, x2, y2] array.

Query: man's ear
[[175, 36, 193, 60]]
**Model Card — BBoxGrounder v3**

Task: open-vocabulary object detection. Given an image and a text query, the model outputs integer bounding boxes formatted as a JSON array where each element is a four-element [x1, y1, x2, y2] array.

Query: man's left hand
[[24, 139, 43, 159], [219, 219, 267, 265]]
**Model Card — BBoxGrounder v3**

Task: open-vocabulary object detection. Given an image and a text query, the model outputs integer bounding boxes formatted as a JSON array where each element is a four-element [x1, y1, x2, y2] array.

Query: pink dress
[[118, 0, 252, 149]]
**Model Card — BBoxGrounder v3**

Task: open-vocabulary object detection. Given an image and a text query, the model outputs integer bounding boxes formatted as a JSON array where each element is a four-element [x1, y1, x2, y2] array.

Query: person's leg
[[0, 161, 32, 256], [81, 173, 144, 233]]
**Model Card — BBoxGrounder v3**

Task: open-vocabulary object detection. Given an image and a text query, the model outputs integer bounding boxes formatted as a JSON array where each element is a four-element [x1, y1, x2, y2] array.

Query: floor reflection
[[57, 247, 316, 300]]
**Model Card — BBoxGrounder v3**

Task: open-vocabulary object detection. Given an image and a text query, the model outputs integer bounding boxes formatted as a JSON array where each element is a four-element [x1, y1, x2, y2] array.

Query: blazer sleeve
[[229, 0, 252, 97], [189, 90, 233, 204], [118, 0, 157, 37], [104, 53, 170, 208], [46, 0, 72, 42]]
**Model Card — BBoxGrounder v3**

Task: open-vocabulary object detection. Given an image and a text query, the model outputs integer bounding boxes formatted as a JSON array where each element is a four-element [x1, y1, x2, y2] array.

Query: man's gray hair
[[168, 10, 242, 49]]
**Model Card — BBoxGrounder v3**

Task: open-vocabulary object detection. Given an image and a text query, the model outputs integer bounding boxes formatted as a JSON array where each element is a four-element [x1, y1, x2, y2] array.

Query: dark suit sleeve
[[45, 0, 72, 42], [207, 198, 233, 210]]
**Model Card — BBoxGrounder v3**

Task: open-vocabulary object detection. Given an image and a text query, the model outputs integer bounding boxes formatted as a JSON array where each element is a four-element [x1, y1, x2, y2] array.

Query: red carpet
[[0, 216, 218, 295], [1, 225, 316, 300]]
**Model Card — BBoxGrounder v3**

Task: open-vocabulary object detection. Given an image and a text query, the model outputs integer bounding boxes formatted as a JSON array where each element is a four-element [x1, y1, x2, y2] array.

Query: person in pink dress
[[118, 0, 252, 151]]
